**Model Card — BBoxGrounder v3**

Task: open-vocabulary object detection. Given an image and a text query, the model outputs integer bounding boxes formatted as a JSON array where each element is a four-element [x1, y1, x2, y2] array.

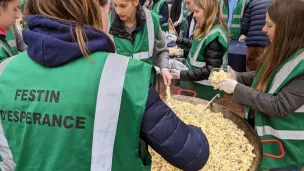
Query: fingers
[[163, 75, 168, 86], [227, 65, 233, 73], [218, 82, 224, 91], [167, 76, 172, 85]]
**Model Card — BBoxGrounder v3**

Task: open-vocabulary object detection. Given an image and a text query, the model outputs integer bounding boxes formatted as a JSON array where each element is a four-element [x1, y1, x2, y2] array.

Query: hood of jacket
[[23, 15, 115, 67]]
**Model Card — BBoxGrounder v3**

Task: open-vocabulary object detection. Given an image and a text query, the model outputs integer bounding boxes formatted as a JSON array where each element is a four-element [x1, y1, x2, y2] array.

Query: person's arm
[[159, 3, 169, 25], [141, 87, 209, 170], [232, 75, 304, 117], [153, 27, 170, 70], [236, 72, 255, 86], [180, 39, 223, 81], [176, 37, 192, 49]]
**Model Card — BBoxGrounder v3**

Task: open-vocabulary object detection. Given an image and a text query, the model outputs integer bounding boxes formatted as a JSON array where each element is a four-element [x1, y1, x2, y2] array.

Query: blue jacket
[[241, 0, 273, 47], [23, 15, 209, 171], [154, 0, 169, 25]]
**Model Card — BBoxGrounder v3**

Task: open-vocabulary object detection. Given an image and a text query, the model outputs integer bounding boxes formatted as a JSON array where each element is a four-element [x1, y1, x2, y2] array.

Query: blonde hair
[[25, 0, 105, 57], [193, 0, 229, 39]]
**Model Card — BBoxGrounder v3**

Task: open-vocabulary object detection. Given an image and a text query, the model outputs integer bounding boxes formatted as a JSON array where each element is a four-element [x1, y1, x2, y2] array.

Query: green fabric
[[187, 24, 229, 69], [151, 0, 169, 32], [180, 81, 224, 100], [179, 1, 191, 37], [109, 10, 159, 86], [5, 29, 18, 54], [180, 25, 228, 100], [20, 0, 26, 9], [0, 51, 152, 171], [0, 39, 18, 63], [246, 49, 304, 170], [221, 0, 250, 40], [109, 12, 159, 65]]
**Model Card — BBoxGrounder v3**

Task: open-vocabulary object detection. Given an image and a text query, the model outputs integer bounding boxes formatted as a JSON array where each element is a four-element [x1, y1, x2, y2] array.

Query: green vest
[[180, 25, 229, 100], [0, 51, 153, 171], [5, 26, 19, 54], [109, 8, 159, 85], [151, 0, 169, 32], [109, 8, 159, 65], [179, 1, 191, 37], [246, 49, 304, 170], [0, 32, 18, 63], [221, 0, 249, 40]]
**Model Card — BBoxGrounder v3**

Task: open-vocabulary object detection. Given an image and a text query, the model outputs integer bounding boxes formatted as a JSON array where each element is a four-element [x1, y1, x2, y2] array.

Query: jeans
[[270, 168, 302, 171]]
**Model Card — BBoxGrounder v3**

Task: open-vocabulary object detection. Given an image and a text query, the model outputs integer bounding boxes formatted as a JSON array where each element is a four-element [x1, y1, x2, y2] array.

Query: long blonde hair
[[193, 0, 229, 39], [255, 0, 304, 92], [24, 0, 105, 57]]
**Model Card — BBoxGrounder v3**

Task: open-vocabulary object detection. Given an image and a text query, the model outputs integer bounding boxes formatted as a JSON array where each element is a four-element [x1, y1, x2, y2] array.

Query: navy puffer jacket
[[241, 0, 273, 47], [142, 88, 210, 170]]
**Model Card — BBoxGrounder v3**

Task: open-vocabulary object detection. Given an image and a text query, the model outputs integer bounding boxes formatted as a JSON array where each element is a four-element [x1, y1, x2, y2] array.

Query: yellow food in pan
[[149, 87, 255, 171]]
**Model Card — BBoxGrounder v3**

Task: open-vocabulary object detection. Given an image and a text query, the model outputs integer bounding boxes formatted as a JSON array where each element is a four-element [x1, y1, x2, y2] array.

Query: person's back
[[241, 0, 272, 47], [0, 0, 210, 170], [0, 13, 155, 171], [0, 51, 153, 171], [240, 0, 273, 71]]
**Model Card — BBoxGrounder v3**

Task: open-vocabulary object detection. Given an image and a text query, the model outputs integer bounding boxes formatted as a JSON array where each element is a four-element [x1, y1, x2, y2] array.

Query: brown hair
[[25, 0, 106, 57], [255, 0, 304, 92], [193, 0, 229, 39]]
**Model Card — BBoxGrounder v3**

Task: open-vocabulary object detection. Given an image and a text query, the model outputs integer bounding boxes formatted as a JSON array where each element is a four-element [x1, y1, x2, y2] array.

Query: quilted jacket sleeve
[[179, 38, 223, 81], [140, 87, 210, 170]]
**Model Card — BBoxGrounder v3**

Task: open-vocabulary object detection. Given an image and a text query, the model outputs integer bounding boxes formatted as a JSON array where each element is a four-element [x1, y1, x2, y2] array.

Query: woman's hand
[[218, 78, 238, 94], [167, 34, 177, 42], [161, 68, 173, 85]]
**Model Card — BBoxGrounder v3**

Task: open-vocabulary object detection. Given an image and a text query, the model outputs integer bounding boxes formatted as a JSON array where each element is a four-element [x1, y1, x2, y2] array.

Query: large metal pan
[[171, 94, 262, 171]]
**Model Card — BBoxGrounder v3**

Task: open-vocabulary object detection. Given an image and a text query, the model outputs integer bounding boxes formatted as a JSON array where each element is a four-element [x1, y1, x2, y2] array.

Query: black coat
[[176, 38, 224, 81], [170, 0, 182, 23]]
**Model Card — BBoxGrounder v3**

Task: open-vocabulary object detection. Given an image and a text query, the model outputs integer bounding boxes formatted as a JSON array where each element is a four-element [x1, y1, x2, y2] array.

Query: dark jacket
[[233, 72, 304, 127], [241, 0, 273, 47], [176, 13, 194, 57], [139, 0, 146, 6], [185, 13, 194, 39], [175, 37, 224, 81], [109, 5, 170, 70], [109, 7, 146, 45], [170, 0, 182, 23], [153, 0, 169, 25], [23, 15, 209, 171]]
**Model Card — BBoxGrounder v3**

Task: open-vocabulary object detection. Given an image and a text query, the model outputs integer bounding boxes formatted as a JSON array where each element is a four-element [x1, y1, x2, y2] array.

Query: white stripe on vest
[[222, 0, 246, 19], [268, 51, 304, 94], [90, 53, 129, 171], [0, 56, 16, 171], [108, 9, 154, 60], [268, 51, 304, 112], [231, 24, 241, 28], [7, 40, 17, 49], [189, 28, 228, 68], [0, 41, 13, 57], [256, 51, 304, 139], [256, 126, 304, 140], [144, 8, 154, 58]]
